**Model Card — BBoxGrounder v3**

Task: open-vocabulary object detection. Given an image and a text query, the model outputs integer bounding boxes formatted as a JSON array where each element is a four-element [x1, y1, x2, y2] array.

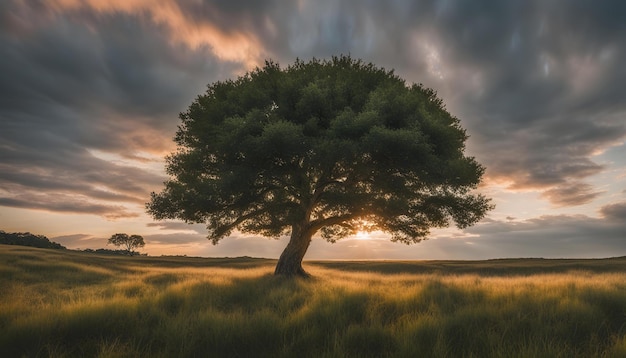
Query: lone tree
[[148, 56, 492, 277], [108, 233, 145, 254]]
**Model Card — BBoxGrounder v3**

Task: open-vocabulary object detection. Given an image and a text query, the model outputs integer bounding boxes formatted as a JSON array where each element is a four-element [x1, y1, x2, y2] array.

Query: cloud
[[0, 11, 228, 151], [146, 221, 206, 234], [540, 182, 602, 207], [38, 0, 265, 66], [600, 201, 626, 222], [51, 233, 103, 248], [0, 193, 138, 219], [425, 2, 626, 206], [466, 213, 626, 257], [0, 165, 149, 205], [0, 1, 243, 219], [0, 145, 164, 218], [144, 232, 206, 245]]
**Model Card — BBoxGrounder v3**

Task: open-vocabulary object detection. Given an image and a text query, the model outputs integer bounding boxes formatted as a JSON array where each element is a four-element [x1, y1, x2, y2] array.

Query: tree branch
[[308, 212, 362, 235], [209, 207, 268, 242]]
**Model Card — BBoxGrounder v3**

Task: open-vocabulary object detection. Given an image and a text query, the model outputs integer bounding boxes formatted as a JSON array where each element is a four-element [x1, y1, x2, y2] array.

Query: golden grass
[[1, 244, 626, 357]]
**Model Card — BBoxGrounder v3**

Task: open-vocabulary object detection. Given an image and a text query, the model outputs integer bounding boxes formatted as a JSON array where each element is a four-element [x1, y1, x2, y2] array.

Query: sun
[[353, 220, 377, 240], [355, 231, 371, 240]]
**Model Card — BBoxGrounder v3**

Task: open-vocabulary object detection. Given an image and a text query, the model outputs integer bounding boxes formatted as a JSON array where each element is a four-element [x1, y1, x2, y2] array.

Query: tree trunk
[[274, 224, 312, 277]]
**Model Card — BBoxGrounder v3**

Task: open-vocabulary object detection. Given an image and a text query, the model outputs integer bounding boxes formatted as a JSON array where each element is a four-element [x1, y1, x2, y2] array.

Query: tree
[[147, 56, 493, 277], [107, 233, 145, 254]]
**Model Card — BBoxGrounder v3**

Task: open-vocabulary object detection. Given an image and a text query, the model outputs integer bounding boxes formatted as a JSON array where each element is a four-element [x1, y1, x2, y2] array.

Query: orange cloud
[[44, 0, 263, 67]]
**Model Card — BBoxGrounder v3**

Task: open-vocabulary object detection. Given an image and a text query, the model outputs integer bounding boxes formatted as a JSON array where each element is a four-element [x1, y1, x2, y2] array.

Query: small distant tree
[[107, 233, 145, 254]]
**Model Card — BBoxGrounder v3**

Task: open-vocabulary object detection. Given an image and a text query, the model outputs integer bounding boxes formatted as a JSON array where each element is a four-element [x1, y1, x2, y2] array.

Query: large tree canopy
[[148, 56, 492, 276]]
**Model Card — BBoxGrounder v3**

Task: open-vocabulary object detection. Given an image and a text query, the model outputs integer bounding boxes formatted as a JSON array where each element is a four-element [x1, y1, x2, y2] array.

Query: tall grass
[[1, 245, 625, 357]]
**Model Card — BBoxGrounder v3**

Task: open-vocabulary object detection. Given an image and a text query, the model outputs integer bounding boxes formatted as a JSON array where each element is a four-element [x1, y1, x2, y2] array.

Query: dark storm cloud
[[421, 1, 626, 205], [0, 1, 240, 218], [600, 201, 626, 222], [0, 6, 233, 151]]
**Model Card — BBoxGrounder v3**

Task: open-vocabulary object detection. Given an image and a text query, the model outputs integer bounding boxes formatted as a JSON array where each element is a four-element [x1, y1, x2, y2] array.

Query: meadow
[[1, 244, 626, 357]]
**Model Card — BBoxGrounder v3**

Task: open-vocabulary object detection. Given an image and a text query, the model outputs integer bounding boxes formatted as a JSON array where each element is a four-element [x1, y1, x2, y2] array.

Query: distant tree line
[[82, 248, 146, 256], [0, 230, 149, 256], [0, 230, 66, 249]]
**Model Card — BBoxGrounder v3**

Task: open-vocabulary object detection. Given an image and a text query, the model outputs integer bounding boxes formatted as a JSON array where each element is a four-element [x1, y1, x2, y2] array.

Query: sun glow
[[352, 219, 378, 240]]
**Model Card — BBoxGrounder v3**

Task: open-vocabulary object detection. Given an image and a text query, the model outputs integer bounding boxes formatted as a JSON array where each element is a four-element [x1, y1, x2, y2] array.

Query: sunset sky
[[1, 0, 625, 260]]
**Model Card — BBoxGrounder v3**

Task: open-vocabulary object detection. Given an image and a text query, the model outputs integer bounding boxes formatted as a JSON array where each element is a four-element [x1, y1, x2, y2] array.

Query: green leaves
[[107, 233, 145, 253], [147, 55, 493, 245]]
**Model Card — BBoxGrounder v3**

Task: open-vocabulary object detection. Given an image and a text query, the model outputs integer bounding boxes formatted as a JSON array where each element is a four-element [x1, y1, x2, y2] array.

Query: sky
[[1, 0, 625, 260]]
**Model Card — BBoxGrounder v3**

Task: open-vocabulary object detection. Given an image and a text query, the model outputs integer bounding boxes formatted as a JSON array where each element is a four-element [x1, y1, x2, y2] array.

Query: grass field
[[1, 244, 626, 357]]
